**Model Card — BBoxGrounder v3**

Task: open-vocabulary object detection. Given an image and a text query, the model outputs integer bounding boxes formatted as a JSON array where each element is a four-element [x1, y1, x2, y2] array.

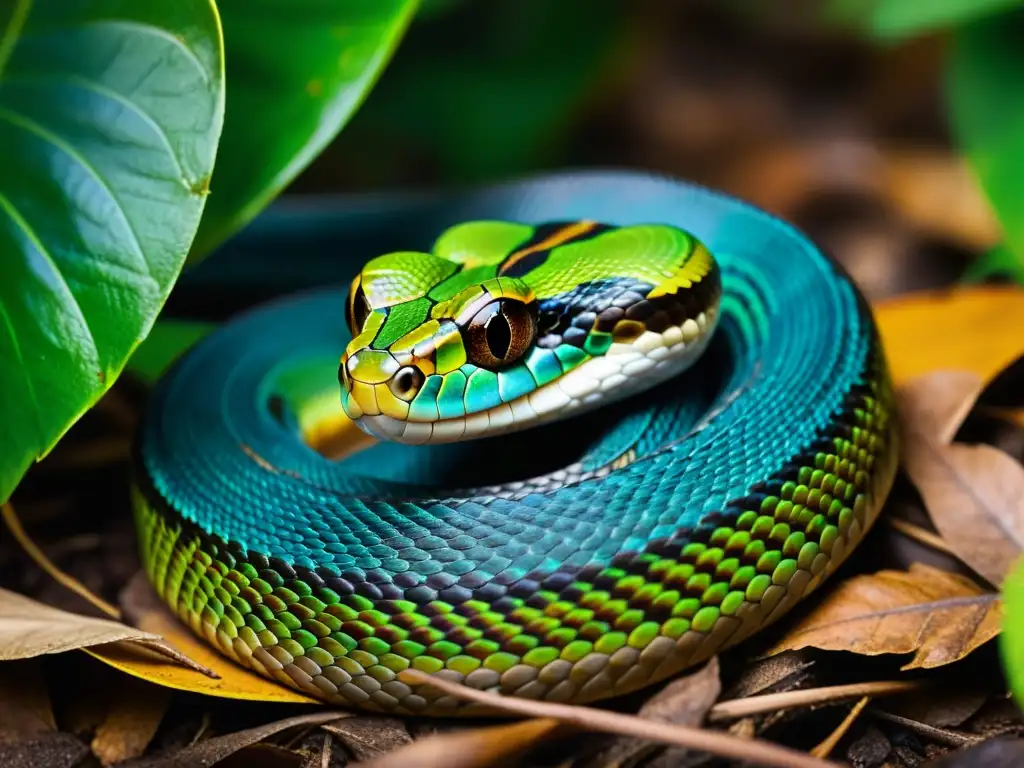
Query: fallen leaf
[[873, 286, 1024, 387], [721, 650, 818, 701], [763, 563, 1001, 670], [0, 586, 161, 660], [844, 725, 891, 767], [898, 375, 1024, 587], [396, 669, 841, 768], [90, 676, 171, 766], [320, 717, 412, 761], [923, 736, 1024, 767], [0, 660, 55, 743], [85, 573, 319, 705], [595, 657, 722, 768], [897, 371, 985, 445], [868, 709, 981, 748], [119, 712, 349, 768]]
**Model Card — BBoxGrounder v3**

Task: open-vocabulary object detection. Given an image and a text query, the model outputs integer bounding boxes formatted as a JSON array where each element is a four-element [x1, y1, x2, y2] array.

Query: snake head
[[339, 220, 722, 444]]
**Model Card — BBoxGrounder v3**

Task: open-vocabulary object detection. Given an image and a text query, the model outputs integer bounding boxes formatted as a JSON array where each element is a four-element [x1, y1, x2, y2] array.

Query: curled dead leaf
[[898, 371, 1024, 587], [764, 563, 1001, 670]]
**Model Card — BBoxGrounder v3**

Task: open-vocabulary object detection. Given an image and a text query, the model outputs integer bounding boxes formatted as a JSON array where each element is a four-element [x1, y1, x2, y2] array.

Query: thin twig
[[885, 518, 956, 556], [399, 669, 842, 768], [709, 680, 924, 722], [868, 708, 983, 748], [2, 501, 121, 619], [321, 733, 332, 768], [811, 696, 869, 758]]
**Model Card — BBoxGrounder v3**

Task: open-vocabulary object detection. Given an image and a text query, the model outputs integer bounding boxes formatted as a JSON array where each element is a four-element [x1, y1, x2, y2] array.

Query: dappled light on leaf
[[765, 563, 1001, 670]]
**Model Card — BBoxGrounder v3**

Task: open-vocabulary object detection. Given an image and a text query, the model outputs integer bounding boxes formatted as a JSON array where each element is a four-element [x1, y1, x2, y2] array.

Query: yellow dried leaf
[[873, 286, 1024, 386], [765, 563, 1001, 669]]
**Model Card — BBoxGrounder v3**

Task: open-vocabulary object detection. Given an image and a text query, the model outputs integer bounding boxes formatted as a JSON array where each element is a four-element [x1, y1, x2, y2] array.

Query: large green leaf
[[186, 0, 419, 262], [949, 11, 1024, 269], [826, 0, 1024, 38], [0, 0, 225, 502]]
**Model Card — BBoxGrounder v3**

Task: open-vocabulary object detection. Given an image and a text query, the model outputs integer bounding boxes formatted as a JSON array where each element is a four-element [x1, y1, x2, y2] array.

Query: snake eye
[[465, 299, 536, 370], [388, 366, 425, 401], [346, 279, 371, 335]]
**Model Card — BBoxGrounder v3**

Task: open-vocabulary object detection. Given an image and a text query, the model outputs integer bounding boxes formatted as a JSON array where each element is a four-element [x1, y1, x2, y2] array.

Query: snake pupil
[[465, 299, 536, 370], [485, 311, 512, 360]]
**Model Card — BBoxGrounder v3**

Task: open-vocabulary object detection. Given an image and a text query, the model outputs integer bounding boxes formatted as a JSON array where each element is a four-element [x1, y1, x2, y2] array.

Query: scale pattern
[[132, 172, 898, 716]]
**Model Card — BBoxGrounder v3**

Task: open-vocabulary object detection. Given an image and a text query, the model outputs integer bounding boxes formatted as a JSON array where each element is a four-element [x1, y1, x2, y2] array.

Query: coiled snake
[[132, 171, 898, 716]]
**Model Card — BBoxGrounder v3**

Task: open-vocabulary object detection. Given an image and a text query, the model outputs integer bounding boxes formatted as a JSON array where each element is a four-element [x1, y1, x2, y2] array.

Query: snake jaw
[[348, 305, 721, 446]]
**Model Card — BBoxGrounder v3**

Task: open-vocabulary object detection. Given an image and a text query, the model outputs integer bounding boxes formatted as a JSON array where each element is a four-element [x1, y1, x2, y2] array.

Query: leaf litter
[[1, 287, 1024, 766]]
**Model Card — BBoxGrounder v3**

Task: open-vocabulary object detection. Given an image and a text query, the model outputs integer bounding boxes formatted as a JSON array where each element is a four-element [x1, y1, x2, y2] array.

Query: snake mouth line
[[354, 309, 719, 445]]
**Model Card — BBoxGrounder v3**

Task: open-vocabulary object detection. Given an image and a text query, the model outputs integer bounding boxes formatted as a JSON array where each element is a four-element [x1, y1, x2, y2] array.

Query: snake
[[131, 171, 899, 716]]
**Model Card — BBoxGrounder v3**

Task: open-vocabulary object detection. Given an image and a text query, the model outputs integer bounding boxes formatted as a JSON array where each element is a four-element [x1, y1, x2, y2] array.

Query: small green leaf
[[0, 0, 225, 502], [1002, 554, 1024, 711], [949, 11, 1024, 271], [127, 319, 217, 385], [187, 0, 419, 262]]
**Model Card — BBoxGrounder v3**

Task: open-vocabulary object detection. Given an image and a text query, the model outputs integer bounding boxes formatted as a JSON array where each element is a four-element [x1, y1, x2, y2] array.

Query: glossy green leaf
[[828, 0, 1024, 38], [127, 320, 217, 385], [0, 0, 225, 502], [186, 0, 418, 262], [949, 11, 1024, 271]]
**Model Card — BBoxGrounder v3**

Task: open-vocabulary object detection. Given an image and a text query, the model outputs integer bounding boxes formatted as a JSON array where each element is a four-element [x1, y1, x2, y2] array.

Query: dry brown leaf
[[898, 374, 1024, 587], [596, 657, 722, 768], [119, 712, 348, 768], [0, 586, 162, 660], [897, 371, 985, 445], [764, 563, 1001, 670], [90, 676, 171, 766], [396, 669, 841, 768], [0, 660, 56, 743], [355, 719, 563, 768], [923, 736, 1024, 767]]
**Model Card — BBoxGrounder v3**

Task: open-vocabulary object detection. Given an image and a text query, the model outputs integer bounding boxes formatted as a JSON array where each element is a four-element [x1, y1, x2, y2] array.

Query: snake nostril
[[388, 366, 425, 401]]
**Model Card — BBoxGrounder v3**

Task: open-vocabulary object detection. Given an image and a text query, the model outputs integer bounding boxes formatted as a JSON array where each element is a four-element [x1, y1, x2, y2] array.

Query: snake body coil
[[132, 172, 898, 715]]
